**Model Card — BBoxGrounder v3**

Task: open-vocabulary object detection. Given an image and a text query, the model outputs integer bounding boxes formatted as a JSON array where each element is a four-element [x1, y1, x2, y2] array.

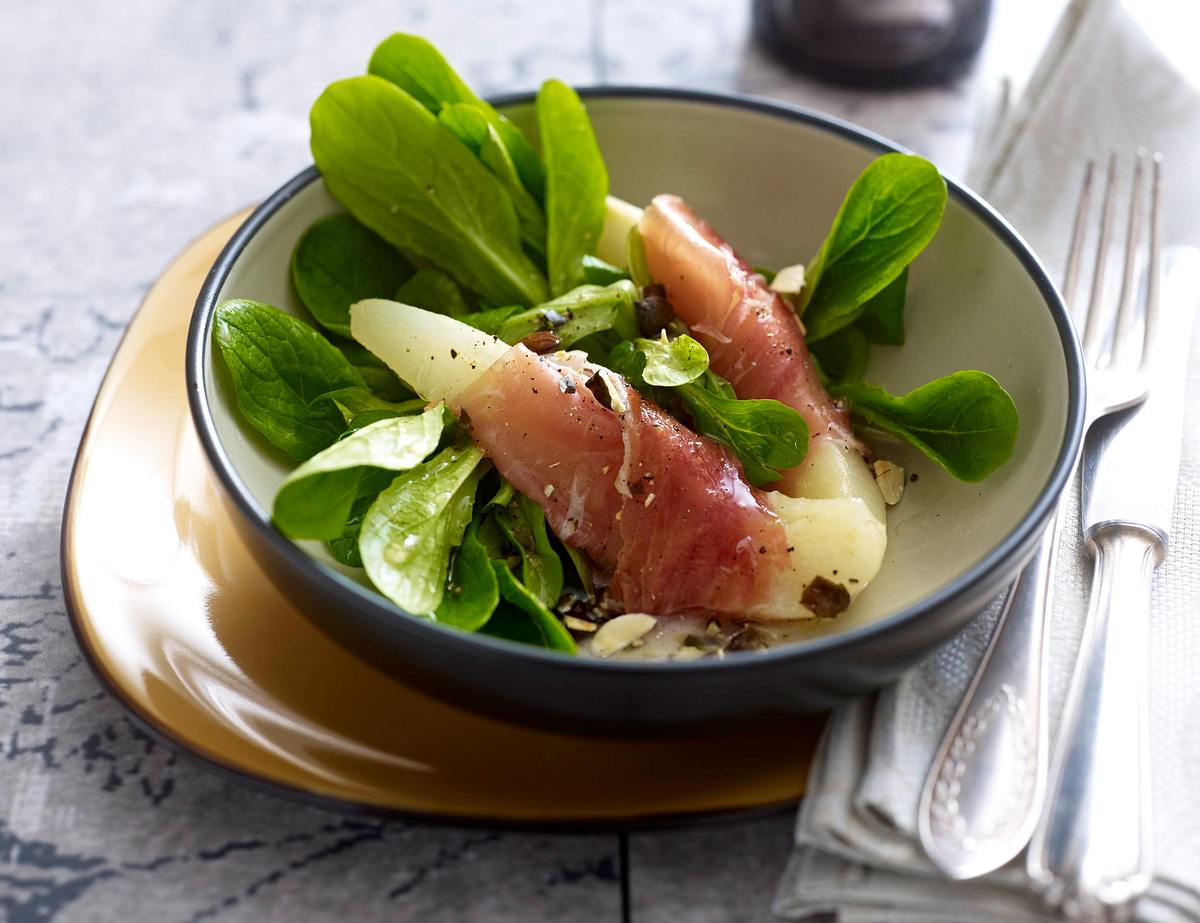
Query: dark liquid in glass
[[752, 0, 993, 88]]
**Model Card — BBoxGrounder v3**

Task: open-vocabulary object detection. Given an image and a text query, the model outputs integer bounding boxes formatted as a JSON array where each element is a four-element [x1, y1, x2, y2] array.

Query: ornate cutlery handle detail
[[1026, 521, 1159, 920], [918, 517, 1055, 879]]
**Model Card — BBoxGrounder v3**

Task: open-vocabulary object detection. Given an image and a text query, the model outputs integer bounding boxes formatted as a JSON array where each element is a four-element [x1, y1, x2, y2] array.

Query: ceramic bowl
[[186, 88, 1084, 732]]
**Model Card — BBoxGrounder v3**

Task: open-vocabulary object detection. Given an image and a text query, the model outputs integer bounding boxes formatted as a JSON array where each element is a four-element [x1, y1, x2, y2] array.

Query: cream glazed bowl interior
[[187, 88, 1085, 732]]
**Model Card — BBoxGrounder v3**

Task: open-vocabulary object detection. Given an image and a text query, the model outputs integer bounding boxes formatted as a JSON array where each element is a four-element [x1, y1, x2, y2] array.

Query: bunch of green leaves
[[797, 153, 945, 347], [771, 154, 1018, 481], [306, 32, 609, 318], [608, 336, 810, 487], [213, 298, 580, 652]]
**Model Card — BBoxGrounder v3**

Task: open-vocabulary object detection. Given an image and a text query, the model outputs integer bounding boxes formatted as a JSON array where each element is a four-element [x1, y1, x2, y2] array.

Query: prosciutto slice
[[639, 194, 862, 462], [453, 345, 792, 617], [352, 298, 887, 623]]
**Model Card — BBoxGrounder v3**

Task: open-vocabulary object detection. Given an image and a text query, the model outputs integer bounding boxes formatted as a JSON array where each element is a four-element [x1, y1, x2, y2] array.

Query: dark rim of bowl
[[186, 86, 1086, 679]]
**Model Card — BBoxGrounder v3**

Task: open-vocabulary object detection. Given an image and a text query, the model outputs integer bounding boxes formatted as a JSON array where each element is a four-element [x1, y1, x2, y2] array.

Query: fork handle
[[918, 516, 1054, 879], [1027, 521, 1160, 920]]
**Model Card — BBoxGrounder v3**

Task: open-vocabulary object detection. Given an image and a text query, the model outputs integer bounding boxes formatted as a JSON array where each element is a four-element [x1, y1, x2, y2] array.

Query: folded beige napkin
[[775, 0, 1200, 919]]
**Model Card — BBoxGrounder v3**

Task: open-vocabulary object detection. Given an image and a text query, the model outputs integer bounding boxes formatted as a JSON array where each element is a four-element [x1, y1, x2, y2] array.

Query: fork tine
[[1063, 161, 1095, 312], [1082, 152, 1120, 361], [1110, 151, 1147, 368], [1139, 153, 1164, 374]]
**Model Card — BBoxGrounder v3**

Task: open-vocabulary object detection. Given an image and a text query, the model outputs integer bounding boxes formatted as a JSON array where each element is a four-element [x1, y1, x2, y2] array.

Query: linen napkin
[[775, 0, 1200, 919]]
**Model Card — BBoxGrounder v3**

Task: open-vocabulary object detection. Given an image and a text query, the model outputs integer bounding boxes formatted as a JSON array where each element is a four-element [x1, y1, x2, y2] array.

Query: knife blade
[[1027, 246, 1199, 914], [1081, 247, 1200, 540]]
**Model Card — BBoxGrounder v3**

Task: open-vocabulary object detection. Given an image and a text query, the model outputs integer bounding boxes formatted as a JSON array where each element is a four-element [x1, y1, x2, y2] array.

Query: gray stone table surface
[[0, 2, 1060, 920]]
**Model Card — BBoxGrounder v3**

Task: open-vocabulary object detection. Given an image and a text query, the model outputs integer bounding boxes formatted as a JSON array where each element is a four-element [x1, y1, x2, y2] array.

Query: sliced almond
[[591, 613, 657, 657], [564, 615, 598, 633], [769, 263, 806, 297], [873, 459, 906, 506]]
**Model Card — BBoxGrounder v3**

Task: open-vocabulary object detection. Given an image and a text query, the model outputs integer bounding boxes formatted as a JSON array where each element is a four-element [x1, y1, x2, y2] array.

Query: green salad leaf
[[437, 103, 547, 259], [359, 445, 487, 615], [434, 518, 500, 631], [463, 500, 576, 650], [537, 80, 608, 296], [809, 325, 869, 386], [394, 268, 471, 318], [367, 33, 478, 116], [291, 214, 412, 337], [801, 154, 945, 342], [491, 563, 576, 652], [273, 406, 447, 540], [317, 386, 425, 425], [856, 267, 907, 346], [831, 372, 1019, 482], [481, 281, 637, 347], [680, 376, 810, 486], [437, 102, 488, 150], [609, 342, 809, 486], [637, 334, 709, 387], [479, 123, 547, 260], [326, 468, 395, 567], [213, 299, 366, 460], [310, 75, 548, 307], [369, 33, 545, 199], [562, 543, 595, 598], [626, 225, 653, 289], [495, 495, 564, 608], [334, 338, 412, 401], [460, 304, 520, 337], [582, 255, 630, 286], [478, 601, 556, 649]]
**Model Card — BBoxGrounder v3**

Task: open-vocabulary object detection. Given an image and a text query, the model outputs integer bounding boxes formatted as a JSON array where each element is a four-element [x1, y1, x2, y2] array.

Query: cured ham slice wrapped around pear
[[352, 299, 886, 621], [637, 195, 885, 509]]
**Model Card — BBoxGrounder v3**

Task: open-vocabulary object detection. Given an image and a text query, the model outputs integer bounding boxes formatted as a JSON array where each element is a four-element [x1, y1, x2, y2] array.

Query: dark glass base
[[752, 0, 992, 89]]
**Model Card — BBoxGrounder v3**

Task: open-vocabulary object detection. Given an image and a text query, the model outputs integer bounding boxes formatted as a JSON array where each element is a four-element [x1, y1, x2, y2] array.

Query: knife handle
[[918, 515, 1055, 879], [1027, 521, 1161, 919]]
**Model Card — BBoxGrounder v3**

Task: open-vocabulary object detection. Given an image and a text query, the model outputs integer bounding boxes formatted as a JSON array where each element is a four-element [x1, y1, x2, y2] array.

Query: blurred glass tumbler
[[752, 0, 992, 87]]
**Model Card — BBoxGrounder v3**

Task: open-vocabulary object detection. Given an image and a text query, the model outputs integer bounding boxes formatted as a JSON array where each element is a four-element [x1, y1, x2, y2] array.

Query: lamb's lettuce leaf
[[434, 518, 499, 631], [831, 372, 1018, 482], [800, 154, 945, 342], [394, 268, 471, 318], [636, 334, 709, 387], [310, 75, 548, 307], [608, 341, 808, 486], [272, 406, 448, 540], [495, 495, 564, 608], [856, 267, 907, 346], [491, 563, 576, 652], [368, 33, 546, 199], [463, 281, 637, 348], [359, 445, 487, 615], [212, 299, 365, 460], [538, 80, 608, 296], [291, 214, 412, 337], [582, 255, 630, 286]]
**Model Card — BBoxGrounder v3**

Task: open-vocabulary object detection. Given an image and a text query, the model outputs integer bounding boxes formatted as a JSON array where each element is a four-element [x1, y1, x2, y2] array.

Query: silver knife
[[1026, 247, 1200, 917]]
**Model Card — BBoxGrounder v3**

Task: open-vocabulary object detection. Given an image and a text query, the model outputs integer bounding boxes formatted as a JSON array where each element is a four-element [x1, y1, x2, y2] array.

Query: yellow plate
[[61, 212, 822, 826]]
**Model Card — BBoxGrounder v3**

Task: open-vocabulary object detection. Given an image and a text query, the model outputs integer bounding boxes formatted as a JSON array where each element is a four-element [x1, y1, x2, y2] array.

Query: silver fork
[[918, 152, 1162, 881], [1026, 153, 1167, 919]]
